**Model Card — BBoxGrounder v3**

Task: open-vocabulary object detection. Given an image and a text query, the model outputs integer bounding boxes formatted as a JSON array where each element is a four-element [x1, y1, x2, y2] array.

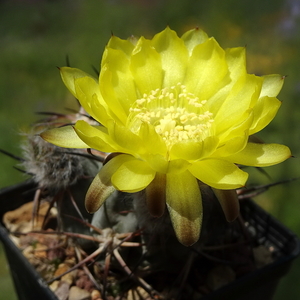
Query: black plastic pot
[[201, 197, 300, 300], [0, 181, 299, 300], [0, 181, 57, 300]]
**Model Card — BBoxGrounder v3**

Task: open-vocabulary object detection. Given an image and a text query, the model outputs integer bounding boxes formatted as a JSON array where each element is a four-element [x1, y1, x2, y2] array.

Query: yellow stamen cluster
[[128, 83, 214, 148]]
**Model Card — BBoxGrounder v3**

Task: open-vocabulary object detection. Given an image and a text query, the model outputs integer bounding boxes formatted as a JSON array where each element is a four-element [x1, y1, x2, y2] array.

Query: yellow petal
[[75, 76, 110, 125], [213, 74, 262, 129], [189, 159, 248, 189], [145, 172, 166, 217], [143, 153, 172, 173], [227, 143, 292, 167], [225, 47, 247, 81], [144, 153, 189, 174], [60, 67, 96, 98], [206, 47, 247, 115], [170, 141, 204, 161], [260, 74, 284, 98], [40, 126, 89, 148], [184, 37, 228, 100], [130, 37, 163, 94], [151, 27, 188, 87], [85, 154, 133, 213], [181, 27, 209, 55], [105, 35, 135, 58], [200, 47, 246, 112], [111, 158, 156, 192], [214, 131, 249, 157], [74, 120, 117, 152], [106, 120, 144, 155], [216, 110, 253, 144], [138, 122, 167, 155], [100, 47, 136, 121], [99, 65, 129, 124], [249, 96, 281, 135], [166, 170, 202, 246], [60, 67, 112, 126], [212, 189, 240, 222], [170, 136, 218, 161]]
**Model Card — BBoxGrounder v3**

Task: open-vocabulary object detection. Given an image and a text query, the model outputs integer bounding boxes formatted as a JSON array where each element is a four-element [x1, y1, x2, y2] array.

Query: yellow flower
[[42, 27, 291, 246]]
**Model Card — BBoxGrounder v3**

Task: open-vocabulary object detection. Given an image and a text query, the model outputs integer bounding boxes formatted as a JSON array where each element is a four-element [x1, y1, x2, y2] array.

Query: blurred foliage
[[0, 0, 300, 299]]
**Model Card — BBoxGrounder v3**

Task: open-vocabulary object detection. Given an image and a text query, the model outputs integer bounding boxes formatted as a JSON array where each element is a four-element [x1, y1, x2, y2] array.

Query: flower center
[[127, 83, 214, 148]]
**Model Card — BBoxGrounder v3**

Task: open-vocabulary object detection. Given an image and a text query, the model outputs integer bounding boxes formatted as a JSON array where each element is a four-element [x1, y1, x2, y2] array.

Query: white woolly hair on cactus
[[20, 131, 100, 192]]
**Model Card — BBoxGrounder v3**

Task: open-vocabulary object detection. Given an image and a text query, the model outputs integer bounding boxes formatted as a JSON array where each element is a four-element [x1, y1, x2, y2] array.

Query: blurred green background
[[0, 0, 299, 299]]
